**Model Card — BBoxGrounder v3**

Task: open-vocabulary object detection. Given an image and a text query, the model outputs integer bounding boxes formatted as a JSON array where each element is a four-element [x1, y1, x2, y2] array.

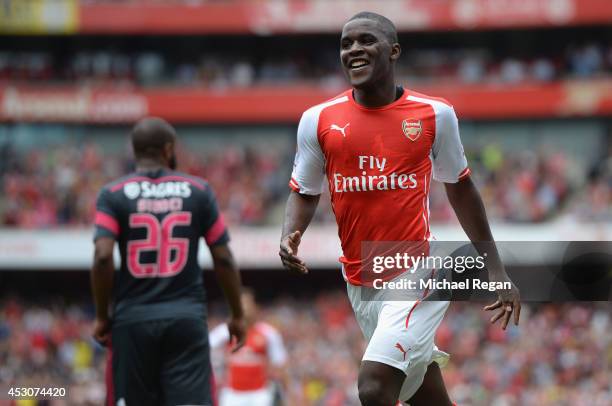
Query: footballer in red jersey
[[210, 289, 287, 406], [280, 12, 521, 406]]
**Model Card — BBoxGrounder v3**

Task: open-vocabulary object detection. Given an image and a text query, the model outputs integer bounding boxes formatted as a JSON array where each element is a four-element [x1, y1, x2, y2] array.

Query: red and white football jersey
[[289, 88, 470, 286], [210, 322, 287, 391]]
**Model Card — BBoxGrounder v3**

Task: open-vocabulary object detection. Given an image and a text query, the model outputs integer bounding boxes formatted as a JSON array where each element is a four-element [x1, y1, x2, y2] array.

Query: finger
[[490, 309, 505, 324], [279, 251, 304, 266], [288, 231, 302, 250], [231, 335, 245, 353], [483, 300, 501, 311], [279, 242, 294, 256], [501, 306, 512, 330], [279, 249, 305, 265], [289, 230, 302, 242], [513, 300, 521, 326], [282, 260, 308, 274], [279, 253, 306, 269], [280, 255, 305, 271], [284, 255, 305, 266]]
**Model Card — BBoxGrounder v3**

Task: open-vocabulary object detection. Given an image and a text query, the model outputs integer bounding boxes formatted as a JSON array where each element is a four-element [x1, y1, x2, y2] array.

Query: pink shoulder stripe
[[205, 214, 227, 245], [95, 211, 119, 235]]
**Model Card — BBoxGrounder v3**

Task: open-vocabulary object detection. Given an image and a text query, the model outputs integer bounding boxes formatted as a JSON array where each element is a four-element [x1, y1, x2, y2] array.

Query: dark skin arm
[[91, 237, 115, 346], [210, 243, 246, 352], [445, 176, 521, 330], [279, 191, 320, 274]]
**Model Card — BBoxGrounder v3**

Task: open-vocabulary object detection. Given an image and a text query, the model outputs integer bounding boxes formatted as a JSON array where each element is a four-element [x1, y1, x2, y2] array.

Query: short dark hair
[[348, 11, 398, 44], [130, 117, 176, 159]]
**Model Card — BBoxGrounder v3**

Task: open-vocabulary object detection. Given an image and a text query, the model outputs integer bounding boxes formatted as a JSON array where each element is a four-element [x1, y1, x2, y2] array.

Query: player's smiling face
[[340, 19, 397, 89]]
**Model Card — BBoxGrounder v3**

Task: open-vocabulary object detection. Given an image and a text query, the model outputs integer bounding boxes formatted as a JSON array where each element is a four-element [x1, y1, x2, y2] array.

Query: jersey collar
[[348, 86, 407, 111]]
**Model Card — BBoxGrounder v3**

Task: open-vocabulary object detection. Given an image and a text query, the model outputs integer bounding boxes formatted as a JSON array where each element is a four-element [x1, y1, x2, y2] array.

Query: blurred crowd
[[569, 144, 612, 223], [0, 141, 290, 228], [0, 294, 610, 406], [0, 299, 106, 405], [433, 143, 612, 224], [429, 145, 579, 224], [1, 138, 605, 228], [0, 42, 610, 88]]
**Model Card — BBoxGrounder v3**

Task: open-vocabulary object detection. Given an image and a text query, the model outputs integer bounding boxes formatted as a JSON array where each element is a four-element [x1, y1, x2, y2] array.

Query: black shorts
[[106, 317, 215, 406]]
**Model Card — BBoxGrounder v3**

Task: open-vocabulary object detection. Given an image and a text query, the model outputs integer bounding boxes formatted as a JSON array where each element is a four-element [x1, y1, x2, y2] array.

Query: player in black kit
[[91, 117, 246, 406]]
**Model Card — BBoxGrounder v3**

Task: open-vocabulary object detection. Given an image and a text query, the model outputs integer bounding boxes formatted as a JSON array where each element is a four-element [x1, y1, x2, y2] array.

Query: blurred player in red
[[91, 117, 246, 406], [209, 288, 288, 406], [279, 12, 521, 406]]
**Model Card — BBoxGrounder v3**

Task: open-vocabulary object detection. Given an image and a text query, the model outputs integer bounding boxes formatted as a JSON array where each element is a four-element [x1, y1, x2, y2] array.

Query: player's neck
[[135, 158, 168, 173], [353, 80, 398, 108]]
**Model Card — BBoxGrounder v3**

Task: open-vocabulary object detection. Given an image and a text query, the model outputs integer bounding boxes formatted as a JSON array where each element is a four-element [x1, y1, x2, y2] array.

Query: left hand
[[227, 316, 246, 353], [279, 231, 308, 274], [93, 317, 112, 346], [483, 273, 521, 330]]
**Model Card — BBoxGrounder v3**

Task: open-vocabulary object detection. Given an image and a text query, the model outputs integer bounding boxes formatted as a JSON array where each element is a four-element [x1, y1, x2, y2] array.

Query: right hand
[[92, 317, 112, 347], [227, 316, 246, 353], [279, 231, 308, 274], [483, 271, 521, 330]]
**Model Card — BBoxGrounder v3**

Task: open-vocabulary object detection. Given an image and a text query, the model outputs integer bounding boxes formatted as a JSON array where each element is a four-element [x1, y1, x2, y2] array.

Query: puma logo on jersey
[[330, 123, 350, 137], [395, 342, 411, 361]]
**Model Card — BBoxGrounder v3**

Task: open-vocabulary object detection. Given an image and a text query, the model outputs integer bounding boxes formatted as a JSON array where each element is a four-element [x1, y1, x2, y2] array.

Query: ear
[[164, 142, 174, 161], [390, 43, 401, 62]]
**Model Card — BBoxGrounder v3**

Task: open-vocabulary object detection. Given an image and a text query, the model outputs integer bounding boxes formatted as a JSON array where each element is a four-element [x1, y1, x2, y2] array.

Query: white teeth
[[350, 60, 368, 68]]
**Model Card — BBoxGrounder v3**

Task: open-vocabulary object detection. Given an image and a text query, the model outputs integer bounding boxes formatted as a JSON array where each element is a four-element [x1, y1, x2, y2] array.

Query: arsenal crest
[[402, 119, 422, 141]]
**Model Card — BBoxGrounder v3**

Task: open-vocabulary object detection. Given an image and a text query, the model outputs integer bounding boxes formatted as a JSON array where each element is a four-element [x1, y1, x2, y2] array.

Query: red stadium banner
[[0, 86, 148, 123], [1, 80, 611, 123], [78, 0, 612, 34]]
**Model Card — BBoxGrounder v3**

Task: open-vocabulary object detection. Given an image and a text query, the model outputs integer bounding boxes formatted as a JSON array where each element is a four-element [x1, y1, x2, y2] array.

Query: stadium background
[[0, 0, 610, 405]]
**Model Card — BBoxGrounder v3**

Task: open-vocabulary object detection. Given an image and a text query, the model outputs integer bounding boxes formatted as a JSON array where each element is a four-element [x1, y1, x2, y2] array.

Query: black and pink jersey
[[93, 168, 228, 326]]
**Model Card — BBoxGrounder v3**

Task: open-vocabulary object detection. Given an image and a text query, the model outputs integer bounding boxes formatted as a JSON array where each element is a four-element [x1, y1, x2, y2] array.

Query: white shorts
[[347, 273, 450, 402], [219, 385, 274, 406]]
